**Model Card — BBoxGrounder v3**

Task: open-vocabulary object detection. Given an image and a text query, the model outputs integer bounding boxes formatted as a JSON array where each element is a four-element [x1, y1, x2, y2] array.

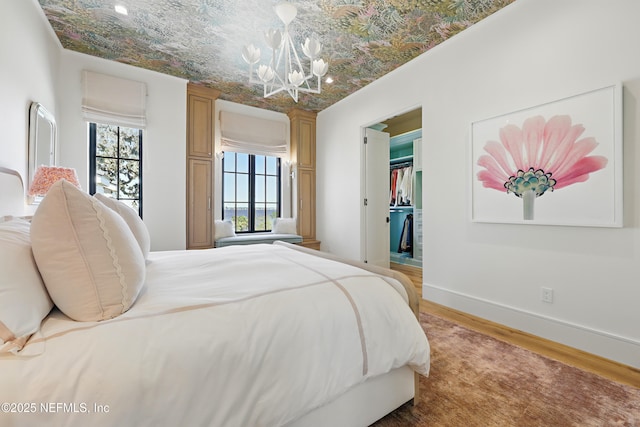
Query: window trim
[[89, 122, 143, 218]]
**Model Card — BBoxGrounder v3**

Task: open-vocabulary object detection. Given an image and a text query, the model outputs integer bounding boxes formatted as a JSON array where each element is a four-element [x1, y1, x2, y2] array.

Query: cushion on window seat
[[215, 233, 302, 247]]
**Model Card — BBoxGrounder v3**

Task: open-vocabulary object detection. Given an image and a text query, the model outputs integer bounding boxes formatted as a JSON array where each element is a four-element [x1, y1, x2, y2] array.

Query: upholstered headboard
[[0, 167, 26, 217]]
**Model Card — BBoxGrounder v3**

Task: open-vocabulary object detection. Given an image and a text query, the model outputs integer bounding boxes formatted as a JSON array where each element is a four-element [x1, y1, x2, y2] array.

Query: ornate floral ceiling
[[38, 0, 515, 113]]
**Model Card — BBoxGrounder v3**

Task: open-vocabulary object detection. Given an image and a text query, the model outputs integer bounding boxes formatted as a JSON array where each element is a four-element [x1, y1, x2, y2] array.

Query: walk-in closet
[[364, 107, 422, 268], [389, 128, 422, 267], [374, 107, 422, 268]]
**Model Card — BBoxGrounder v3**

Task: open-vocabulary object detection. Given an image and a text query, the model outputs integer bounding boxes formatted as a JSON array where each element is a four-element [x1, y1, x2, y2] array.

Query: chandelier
[[242, 2, 328, 103]]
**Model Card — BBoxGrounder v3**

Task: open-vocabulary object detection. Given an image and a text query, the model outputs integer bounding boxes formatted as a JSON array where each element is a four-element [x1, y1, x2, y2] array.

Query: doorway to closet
[[364, 107, 422, 269]]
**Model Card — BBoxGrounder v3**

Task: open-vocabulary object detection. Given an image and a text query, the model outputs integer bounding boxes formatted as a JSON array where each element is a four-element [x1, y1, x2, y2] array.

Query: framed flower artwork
[[471, 84, 623, 227]]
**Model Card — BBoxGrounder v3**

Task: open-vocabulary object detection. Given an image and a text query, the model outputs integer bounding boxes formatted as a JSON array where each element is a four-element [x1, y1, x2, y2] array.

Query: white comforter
[[1, 244, 429, 427]]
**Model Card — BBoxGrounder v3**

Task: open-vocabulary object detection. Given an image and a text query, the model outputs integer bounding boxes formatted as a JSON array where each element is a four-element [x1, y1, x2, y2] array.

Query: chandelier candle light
[[242, 2, 328, 102]]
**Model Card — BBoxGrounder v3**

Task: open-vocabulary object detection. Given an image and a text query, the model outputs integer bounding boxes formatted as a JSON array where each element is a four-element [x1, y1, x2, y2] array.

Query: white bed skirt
[[286, 365, 415, 427]]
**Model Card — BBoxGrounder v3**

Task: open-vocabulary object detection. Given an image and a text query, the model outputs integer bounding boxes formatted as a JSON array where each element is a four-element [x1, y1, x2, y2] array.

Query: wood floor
[[390, 262, 640, 389]]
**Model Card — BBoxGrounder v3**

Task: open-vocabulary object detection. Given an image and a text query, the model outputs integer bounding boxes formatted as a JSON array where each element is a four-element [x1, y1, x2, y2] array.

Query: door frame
[[359, 104, 422, 265]]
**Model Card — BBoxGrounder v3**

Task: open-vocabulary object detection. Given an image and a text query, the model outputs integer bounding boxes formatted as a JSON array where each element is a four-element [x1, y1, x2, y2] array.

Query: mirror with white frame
[[28, 102, 57, 203]]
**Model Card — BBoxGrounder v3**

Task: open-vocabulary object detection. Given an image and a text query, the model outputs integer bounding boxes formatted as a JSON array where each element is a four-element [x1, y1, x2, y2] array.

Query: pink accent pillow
[[31, 180, 145, 322]]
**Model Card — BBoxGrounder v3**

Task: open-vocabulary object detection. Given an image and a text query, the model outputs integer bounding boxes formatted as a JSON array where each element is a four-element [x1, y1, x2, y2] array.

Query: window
[[89, 123, 143, 217], [222, 152, 281, 232]]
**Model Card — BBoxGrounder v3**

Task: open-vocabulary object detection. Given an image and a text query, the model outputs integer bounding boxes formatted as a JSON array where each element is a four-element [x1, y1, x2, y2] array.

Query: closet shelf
[[390, 155, 413, 164]]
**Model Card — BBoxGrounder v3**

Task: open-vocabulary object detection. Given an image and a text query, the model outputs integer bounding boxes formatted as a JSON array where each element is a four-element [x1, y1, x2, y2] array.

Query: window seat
[[215, 233, 303, 248]]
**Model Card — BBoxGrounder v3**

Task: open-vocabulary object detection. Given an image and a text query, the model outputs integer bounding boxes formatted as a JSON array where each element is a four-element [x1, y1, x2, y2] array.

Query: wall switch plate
[[541, 287, 554, 303]]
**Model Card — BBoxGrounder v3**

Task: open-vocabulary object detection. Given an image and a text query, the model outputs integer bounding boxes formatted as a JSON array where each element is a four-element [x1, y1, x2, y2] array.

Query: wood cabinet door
[[187, 93, 213, 158], [296, 118, 315, 169], [297, 168, 315, 240], [187, 158, 212, 248]]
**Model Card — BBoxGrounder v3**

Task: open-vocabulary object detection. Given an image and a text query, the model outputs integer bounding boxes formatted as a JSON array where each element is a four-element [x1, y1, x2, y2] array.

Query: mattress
[[1, 243, 429, 427]]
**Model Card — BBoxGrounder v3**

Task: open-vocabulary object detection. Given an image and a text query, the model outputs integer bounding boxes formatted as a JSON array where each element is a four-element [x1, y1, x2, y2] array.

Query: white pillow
[[0, 219, 53, 354], [214, 220, 236, 240], [272, 217, 297, 234], [30, 180, 145, 322], [94, 193, 150, 259]]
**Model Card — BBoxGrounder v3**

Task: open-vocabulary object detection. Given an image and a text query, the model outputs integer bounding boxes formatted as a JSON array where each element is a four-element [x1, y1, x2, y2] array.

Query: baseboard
[[423, 282, 640, 370]]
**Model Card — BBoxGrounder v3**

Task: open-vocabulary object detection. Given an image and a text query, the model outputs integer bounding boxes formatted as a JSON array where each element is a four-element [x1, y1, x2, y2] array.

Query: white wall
[[57, 51, 187, 251], [317, 0, 640, 368], [1, 0, 188, 250], [0, 0, 59, 186]]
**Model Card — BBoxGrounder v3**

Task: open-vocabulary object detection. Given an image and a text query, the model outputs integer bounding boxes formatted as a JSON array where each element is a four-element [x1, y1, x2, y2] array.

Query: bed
[[0, 166, 430, 427]]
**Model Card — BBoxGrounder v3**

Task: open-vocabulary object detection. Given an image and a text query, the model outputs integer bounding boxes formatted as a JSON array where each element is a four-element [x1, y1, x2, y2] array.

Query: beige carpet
[[373, 312, 640, 426]]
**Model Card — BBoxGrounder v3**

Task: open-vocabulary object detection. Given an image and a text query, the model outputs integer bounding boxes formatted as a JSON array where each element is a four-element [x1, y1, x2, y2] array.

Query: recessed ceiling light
[[325, 76, 334, 84], [115, 4, 128, 15]]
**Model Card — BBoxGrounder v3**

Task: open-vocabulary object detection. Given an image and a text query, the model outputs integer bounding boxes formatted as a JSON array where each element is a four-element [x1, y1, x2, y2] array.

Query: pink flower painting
[[476, 115, 608, 220]]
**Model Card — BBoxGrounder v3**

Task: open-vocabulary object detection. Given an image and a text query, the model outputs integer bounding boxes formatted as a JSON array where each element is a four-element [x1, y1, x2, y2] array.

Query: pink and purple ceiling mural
[[37, 0, 515, 112]]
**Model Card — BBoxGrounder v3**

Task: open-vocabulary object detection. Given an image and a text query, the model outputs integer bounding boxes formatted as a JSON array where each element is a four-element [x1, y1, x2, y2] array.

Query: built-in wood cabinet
[[188, 92, 214, 158], [186, 83, 220, 249], [297, 168, 315, 239], [187, 158, 212, 248], [293, 116, 315, 169], [288, 109, 319, 249]]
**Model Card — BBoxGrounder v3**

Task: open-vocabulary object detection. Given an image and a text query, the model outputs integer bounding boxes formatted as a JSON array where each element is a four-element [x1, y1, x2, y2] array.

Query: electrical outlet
[[541, 287, 554, 303]]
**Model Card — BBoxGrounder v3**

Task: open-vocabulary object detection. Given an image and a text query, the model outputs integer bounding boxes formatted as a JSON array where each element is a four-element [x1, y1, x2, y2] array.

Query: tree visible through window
[[222, 152, 280, 232], [89, 123, 143, 217]]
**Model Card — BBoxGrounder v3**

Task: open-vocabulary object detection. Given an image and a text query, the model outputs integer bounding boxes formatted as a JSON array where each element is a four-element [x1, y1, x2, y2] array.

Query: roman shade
[[219, 110, 287, 157], [82, 70, 147, 128]]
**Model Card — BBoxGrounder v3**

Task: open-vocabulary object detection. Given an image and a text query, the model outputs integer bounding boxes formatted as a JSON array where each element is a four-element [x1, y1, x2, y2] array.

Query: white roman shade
[[82, 70, 147, 128], [219, 110, 287, 157]]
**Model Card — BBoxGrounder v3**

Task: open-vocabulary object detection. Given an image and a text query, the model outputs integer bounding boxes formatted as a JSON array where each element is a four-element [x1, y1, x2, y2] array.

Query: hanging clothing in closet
[[398, 213, 413, 256], [390, 164, 413, 206]]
